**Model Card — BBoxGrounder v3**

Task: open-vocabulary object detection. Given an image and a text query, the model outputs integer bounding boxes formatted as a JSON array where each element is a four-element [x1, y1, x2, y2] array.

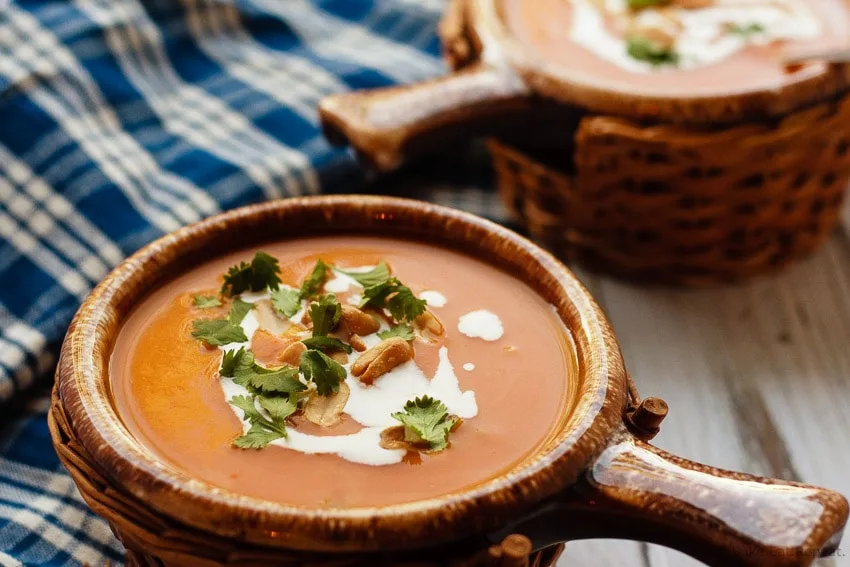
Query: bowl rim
[[56, 195, 628, 551], [469, 0, 850, 123]]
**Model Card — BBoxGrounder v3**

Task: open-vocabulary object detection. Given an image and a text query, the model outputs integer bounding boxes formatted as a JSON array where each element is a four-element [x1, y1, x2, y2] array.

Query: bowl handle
[[318, 62, 531, 171], [505, 428, 849, 567]]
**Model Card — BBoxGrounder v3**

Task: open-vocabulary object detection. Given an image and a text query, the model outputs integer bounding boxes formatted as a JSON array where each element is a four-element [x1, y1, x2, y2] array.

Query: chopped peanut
[[415, 310, 444, 341], [351, 337, 414, 385], [379, 425, 410, 450], [630, 11, 682, 50], [304, 382, 350, 427], [349, 334, 367, 352], [278, 341, 307, 366], [340, 305, 380, 336], [330, 350, 349, 365], [253, 299, 292, 336], [252, 329, 296, 366]]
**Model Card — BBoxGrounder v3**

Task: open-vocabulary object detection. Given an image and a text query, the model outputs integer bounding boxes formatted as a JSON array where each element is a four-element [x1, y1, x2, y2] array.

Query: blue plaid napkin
[[0, 1, 507, 564]]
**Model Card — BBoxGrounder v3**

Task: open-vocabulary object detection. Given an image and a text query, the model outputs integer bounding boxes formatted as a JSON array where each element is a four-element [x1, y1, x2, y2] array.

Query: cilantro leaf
[[220, 347, 250, 377], [226, 350, 305, 394], [626, 36, 679, 66], [258, 396, 297, 421], [360, 278, 426, 323], [229, 394, 265, 422], [386, 286, 426, 322], [300, 349, 346, 396], [271, 287, 302, 318], [338, 262, 390, 288], [193, 294, 222, 309], [727, 22, 765, 36], [300, 259, 330, 299], [251, 252, 282, 292], [309, 294, 342, 337], [392, 396, 458, 452], [229, 298, 253, 325], [245, 365, 303, 395], [229, 392, 292, 449], [302, 336, 352, 354], [377, 324, 414, 341], [233, 424, 284, 449], [192, 319, 248, 346], [360, 280, 396, 309], [221, 251, 282, 296]]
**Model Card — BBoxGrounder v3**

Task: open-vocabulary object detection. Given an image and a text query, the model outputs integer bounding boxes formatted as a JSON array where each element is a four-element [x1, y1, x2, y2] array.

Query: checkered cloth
[[0, 1, 508, 564]]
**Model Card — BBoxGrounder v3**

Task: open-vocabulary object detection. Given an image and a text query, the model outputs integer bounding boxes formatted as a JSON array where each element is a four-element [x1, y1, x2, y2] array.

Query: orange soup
[[111, 237, 575, 508], [503, 0, 850, 98]]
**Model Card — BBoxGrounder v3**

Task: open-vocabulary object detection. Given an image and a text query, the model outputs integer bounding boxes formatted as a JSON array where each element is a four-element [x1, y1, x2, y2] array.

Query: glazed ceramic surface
[[52, 196, 848, 567]]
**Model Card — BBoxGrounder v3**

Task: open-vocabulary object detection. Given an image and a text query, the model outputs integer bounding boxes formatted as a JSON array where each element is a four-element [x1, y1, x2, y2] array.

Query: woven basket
[[48, 385, 565, 567], [438, 0, 850, 285], [490, 92, 850, 285]]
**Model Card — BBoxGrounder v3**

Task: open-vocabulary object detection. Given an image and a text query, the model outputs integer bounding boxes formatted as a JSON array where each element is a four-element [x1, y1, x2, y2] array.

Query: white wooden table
[[558, 207, 850, 566]]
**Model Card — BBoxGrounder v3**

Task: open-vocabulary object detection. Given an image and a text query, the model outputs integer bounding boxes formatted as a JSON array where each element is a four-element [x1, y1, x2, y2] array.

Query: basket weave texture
[[48, 386, 564, 567], [492, 92, 850, 285]]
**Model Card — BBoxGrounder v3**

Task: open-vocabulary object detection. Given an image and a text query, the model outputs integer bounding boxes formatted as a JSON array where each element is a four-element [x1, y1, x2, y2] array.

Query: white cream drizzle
[[419, 290, 447, 307], [458, 310, 504, 342], [463, 363, 476, 372], [570, 0, 822, 72], [214, 266, 481, 466]]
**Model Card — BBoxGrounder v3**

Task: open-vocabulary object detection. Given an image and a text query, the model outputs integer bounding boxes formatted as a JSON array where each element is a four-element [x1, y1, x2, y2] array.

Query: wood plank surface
[[559, 223, 850, 566]]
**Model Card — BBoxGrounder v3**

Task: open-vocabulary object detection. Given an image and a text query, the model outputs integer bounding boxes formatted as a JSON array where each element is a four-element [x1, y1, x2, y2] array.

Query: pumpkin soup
[[110, 237, 575, 507], [503, 0, 849, 97]]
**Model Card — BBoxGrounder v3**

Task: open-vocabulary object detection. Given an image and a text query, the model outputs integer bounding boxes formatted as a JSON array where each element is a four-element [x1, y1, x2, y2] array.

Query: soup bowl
[[49, 195, 848, 567], [319, 0, 850, 285]]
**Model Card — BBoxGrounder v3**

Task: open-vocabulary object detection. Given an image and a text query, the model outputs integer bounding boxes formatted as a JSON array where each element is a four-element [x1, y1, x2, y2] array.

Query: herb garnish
[[360, 278, 427, 323], [223, 348, 305, 395], [339, 262, 390, 288], [192, 319, 247, 346], [229, 298, 253, 325], [626, 36, 679, 66], [270, 287, 302, 318], [392, 396, 458, 452], [193, 294, 222, 309], [309, 294, 342, 336], [230, 394, 294, 449], [221, 252, 282, 296], [191, 299, 253, 346], [302, 336, 352, 354], [300, 349, 346, 396], [727, 22, 765, 36], [223, 349, 302, 448], [378, 323, 415, 341], [300, 259, 331, 299]]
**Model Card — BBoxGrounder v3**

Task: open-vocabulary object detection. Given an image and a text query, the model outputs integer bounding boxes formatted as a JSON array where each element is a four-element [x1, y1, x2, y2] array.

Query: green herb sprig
[[360, 278, 427, 323], [392, 396, 458, 452], [378, 324, 414, 341], [193, 294, 222, 309], [221, 252, 282, 296], [626, 36, 679, 66]]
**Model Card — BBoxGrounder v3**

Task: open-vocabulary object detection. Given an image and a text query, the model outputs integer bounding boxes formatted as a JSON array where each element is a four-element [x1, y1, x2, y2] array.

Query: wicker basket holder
[[490, 93, 850, 285], [436, 0, 850, 285], [48, 386, 565, 567]]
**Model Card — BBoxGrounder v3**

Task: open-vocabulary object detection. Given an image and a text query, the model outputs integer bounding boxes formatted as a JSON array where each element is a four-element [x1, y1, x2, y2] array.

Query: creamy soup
[[502, 0, 850, 97], [111, 237, 576, 508]]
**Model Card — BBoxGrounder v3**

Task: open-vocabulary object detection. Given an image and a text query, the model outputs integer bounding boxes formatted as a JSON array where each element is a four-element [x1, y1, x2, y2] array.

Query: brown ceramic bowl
[[318, 0, 850, 285], [51, 196, 848, 567]]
